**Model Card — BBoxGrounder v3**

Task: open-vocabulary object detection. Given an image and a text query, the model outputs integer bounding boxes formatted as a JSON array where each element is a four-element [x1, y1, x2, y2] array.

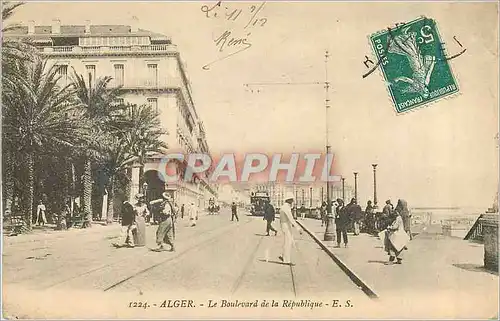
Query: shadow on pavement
[[258, 259, 295, 266], [453, 263, 499, 276], [367, 260, 387, 265]]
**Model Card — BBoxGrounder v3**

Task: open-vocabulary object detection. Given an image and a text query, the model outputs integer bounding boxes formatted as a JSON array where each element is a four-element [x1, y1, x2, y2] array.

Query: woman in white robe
[[382, 210, 409, 265]]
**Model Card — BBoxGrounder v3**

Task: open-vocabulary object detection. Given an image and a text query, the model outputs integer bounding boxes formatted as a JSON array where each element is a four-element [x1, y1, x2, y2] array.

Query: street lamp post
[[323, 50, 335, 242], [341, 177, 345, 203], [372, 164, 378, 209], [309, 187, 313, 207], [353, 172, 358, 201]]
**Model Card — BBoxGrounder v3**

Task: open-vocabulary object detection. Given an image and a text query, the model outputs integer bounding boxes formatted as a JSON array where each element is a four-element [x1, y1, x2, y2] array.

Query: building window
[[85, 65, 96, 84], [56, 65, 68, 84], [147, 64, 158, 87], [147, 98, 158, 113], [114, 64, 124, 86], [116, 98, 125, 105]]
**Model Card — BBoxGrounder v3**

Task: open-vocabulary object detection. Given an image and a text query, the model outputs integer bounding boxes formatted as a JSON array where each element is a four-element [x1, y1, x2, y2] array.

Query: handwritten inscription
[[201, 1, 268, 70], [215, 30, 252, 52]]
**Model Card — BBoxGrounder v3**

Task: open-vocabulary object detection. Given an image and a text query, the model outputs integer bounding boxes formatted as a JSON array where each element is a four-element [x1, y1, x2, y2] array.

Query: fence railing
[[464, 214, 484, 242], [41, 44, 177, 54]]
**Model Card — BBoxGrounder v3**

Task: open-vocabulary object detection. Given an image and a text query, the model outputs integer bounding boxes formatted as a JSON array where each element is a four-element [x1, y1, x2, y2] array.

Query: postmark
[[369, 17, 459, 113]]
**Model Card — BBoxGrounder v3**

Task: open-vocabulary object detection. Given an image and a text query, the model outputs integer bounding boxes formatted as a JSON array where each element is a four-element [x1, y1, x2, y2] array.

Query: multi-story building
[[6, 19, 217, 209]]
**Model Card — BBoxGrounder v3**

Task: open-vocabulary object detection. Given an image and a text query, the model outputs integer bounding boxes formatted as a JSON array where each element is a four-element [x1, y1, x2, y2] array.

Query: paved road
[[3, 209, 368, 299]]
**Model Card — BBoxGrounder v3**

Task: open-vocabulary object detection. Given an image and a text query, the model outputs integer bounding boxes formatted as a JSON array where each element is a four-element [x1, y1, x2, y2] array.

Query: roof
[[4, 24, 169, 39]]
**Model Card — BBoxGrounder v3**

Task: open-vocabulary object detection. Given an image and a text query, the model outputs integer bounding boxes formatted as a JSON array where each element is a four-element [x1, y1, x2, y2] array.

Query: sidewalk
[[299, 218, 499, 316], [2, 221, 121, 246], [3, 207, 218, 246]]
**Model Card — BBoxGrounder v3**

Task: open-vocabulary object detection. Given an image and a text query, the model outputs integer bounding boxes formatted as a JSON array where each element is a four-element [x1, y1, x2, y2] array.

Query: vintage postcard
[[1, 1, 499, 319]]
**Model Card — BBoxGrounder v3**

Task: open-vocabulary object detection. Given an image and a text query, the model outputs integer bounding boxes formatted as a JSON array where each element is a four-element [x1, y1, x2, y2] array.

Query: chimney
[[130, 15, 139, 33], [51, 19, 61, 34], [84, 20, 91, 34], [28, 20, 35, 34]]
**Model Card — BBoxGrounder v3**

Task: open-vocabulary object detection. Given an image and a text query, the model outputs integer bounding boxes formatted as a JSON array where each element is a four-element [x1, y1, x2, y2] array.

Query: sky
[[10, 1, 499, 208]]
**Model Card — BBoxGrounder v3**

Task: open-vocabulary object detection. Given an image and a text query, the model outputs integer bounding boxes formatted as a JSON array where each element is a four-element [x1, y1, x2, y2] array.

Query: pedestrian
[[36, 199, 47, 226], [335, 198, 349, 248], [383, 199, 393, 216], [278, 192, 302, 265], [381, 199, 394, 230], [320, 202, 327, 227], [380, 209, 409, 265], [188, 201, 198, 227], [365, 200, 375, 234], [347, 198, 363, 235], [57, 202, 70, 230], [151, 193, 175, 252], [263, 199, 277, 236], [231, 202, 239, 222], [181, 204, 185, 219], [118, 201, 136, 248], [395, 199, 412, 241], [132, 194, 149, 247]]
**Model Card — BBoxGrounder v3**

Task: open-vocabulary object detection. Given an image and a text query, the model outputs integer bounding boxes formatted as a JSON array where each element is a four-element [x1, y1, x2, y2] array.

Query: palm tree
[[1, 1, 37, 211], [95, 103, 167, 224], [71, 72, 126, 226], [122, 103, 168, 169], [2, 56, 88, 229]]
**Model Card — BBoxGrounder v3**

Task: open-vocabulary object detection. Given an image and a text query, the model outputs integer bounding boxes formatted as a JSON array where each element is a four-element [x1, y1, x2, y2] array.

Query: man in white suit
[[278, 192, 302, 265]]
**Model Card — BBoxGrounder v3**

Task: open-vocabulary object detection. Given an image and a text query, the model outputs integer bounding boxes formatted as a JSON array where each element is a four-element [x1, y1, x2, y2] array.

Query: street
[[3, 208, 370, 298]]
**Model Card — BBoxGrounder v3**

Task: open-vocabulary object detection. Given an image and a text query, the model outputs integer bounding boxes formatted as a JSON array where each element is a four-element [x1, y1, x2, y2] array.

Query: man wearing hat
[[151, 192, 175, 252], [278, 192, 302, 265]]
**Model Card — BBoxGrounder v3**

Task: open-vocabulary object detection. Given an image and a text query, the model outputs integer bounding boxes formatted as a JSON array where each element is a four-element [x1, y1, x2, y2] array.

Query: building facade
[[7, 19, 217, 209]]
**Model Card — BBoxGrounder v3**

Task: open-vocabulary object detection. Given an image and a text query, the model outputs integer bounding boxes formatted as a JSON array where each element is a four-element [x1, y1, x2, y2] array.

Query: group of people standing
[[318, 197, 412, 265], [319, 197, 363, 248], [116, 192, 199, 252]]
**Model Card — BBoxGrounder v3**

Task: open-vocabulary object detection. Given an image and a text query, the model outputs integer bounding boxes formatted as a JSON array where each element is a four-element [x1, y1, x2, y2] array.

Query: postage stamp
[[370, 16, 459, 113]]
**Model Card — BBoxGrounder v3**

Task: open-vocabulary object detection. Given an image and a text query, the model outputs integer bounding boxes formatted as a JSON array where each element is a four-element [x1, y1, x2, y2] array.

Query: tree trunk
[[82, 157, 93, 227], [2, 150, 14, 211], [106, 176, 114, 225], [25, 152, 34, 231]]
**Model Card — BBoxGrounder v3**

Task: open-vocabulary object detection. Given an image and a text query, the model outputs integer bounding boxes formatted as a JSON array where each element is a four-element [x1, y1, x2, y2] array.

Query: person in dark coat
[[263, 200, 277, 236], [364, 200, 375, 233], [335, 199, 349, 248], [347, 198, 363, 235], [231, 202, 239, 222], [119, 201, 136, 247]]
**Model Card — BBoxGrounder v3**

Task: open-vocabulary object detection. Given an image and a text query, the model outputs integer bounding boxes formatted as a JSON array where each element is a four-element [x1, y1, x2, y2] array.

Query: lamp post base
[[324, 214, 336, 242]]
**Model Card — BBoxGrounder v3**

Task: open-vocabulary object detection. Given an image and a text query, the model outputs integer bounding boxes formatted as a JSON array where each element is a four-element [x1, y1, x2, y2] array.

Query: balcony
[[107, 74, 185, 90], [39, 44, 178, 55]]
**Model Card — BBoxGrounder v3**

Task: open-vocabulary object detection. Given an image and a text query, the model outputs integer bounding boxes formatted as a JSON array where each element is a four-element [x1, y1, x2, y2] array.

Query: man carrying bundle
[[151, 192, 176, 252]]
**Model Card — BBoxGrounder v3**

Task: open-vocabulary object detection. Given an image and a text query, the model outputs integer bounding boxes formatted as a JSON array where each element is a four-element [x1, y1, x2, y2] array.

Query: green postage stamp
[[370, 17, 459, 113]]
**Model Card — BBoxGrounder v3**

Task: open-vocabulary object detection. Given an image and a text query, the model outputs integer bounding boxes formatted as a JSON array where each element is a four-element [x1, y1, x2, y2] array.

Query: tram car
[[250, 191, 270, 216], [208, 198, 220, 215]]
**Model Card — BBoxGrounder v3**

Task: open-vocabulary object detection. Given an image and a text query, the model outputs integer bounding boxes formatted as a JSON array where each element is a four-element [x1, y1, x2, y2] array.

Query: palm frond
[[2, 1, 25, 23]]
